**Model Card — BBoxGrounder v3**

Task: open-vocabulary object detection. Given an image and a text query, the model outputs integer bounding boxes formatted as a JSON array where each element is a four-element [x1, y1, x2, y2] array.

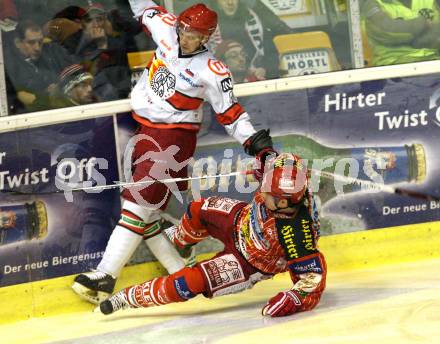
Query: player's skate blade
[[72, 271, 116, 304]]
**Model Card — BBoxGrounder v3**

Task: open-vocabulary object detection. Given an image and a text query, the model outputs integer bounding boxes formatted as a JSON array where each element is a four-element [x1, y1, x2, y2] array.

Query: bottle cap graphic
[[28, 200, 48, 240], [408, 144, 426, 183], [0, 200, 48, 246]]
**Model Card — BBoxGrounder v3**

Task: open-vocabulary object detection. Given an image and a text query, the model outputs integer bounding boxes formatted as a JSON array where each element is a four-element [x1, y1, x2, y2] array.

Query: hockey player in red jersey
[[72, 0, 275, 304], [98, 154, 327, 317]]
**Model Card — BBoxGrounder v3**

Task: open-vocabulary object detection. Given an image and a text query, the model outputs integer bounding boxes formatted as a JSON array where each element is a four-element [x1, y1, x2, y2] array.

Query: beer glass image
[[0, 200, 48, 246]]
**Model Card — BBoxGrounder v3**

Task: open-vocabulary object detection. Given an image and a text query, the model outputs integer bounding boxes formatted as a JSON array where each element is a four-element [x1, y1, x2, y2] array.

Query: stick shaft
[[2, 168, 439, 202]]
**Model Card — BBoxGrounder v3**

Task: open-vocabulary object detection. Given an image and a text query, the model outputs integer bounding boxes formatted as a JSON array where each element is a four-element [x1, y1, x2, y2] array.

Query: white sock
[[145, 233, 185, 274], [97, 225, 142, 278]]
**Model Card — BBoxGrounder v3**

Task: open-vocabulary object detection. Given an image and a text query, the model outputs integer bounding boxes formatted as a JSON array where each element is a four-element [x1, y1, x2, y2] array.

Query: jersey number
[[158, 12, 177, 26]]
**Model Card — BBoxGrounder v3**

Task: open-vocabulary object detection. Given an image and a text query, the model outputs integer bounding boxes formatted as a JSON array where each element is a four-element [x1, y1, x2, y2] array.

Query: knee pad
[[174, 200, 208, 246], [119, 200, 162, 236]]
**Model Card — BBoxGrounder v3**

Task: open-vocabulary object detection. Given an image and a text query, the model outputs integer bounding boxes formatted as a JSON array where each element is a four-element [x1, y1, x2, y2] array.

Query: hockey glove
[[243, 129, 274, 156], [243, 129, 277, 181], [128, 0, 155, 18], [253, 148, 277, 181], [261, 290, 302, 317]]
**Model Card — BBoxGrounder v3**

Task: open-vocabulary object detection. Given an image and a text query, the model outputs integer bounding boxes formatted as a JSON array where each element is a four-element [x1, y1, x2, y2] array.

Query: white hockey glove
[[128, 0, 156, 18]]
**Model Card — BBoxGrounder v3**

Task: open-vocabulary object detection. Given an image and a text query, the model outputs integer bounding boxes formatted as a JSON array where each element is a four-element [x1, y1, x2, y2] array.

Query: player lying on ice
[[98, 153, 327, 317]]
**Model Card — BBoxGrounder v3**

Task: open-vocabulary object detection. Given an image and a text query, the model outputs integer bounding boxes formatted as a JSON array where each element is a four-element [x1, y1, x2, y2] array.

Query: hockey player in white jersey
[[72, 0, 276, 304]]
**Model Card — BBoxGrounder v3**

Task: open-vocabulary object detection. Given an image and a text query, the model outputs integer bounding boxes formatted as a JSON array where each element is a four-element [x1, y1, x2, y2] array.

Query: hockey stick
[[1, 168, 439, 202], [310, 169, 440, 202], [0, 171, 252, 196], [70, 171, 251, 192]]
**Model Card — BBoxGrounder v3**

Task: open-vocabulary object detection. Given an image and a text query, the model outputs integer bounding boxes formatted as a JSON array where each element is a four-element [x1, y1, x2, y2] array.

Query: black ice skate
[[99, 290, 131, 315], [72, 271, 116, 304]]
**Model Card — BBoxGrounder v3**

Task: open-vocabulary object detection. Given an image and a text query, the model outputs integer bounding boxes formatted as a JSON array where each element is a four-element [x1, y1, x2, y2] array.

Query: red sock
[[125, 266, 206, 308]]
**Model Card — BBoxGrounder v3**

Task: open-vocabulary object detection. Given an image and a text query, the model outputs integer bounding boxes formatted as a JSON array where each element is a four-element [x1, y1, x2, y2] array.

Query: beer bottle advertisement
[[1, 72, 440, 288], [166, 74, 440, 235], [0, 117, 120, 287]]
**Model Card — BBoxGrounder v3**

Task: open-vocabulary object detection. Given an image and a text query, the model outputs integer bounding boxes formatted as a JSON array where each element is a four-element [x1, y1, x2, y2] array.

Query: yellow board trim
[[1, 222, 439, 325]]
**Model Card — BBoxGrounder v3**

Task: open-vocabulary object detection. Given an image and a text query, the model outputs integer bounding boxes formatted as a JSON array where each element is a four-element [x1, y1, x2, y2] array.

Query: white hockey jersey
[[129, 1, 256, 144]]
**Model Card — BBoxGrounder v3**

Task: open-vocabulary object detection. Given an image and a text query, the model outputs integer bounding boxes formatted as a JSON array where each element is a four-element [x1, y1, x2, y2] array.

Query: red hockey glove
[[261, 290, 302, 317], [253, 148, 277, 181]]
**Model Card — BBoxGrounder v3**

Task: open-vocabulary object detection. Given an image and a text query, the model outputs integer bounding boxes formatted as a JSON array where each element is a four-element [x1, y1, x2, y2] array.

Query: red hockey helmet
[[261, 153, 308, 204], [177, 3, 218, 36]]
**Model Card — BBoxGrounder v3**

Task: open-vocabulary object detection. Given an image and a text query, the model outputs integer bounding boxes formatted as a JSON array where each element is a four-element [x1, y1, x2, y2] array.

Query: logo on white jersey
[[147, 9, 160, 18], [149, 58, 176, 99], [221, 78, 233, 92], [208, 59, 229, 76]]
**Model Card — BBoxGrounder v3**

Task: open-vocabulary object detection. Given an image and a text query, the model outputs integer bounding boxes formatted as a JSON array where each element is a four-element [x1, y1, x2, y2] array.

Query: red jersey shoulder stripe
[[216, 103, 245, 125], [166, 90, 203, 111]]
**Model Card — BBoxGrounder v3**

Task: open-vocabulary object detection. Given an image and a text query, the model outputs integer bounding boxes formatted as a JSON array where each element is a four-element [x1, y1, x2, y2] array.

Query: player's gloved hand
[[243, 129, 278, 181], [253, 148, 277, 182], [128, 0, 154, 18], [262, 290, 302, 317]]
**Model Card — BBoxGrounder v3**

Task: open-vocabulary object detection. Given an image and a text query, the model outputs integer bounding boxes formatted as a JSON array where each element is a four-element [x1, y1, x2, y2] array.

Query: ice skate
[[181, 245, 196, 267], [163, 225, 196, 267], [98, 290, 132, 315], [72, 271, 116, 304]]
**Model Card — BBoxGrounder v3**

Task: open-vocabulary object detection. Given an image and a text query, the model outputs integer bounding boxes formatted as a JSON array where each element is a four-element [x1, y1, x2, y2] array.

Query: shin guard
[[144, 232, 185, 274], [97, 225, 142, 278], [125, 266, 206, 308]]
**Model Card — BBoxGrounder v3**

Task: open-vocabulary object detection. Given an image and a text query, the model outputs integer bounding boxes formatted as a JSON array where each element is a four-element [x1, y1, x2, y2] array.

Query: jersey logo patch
[[221, 77, 233, 92], [199, 254, 245, 293], [288, 254, 323, 274], [202, 196, 242, 214], [149, 58, 176, 99], [208, 59, 230, 76], [146, 9, 160, 18], [275, 206, 317, 260], [174, 277, 196, 300]]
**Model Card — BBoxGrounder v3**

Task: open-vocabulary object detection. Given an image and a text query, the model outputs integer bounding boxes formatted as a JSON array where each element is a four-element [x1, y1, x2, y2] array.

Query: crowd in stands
[[208, 0, 291, 80], [1, 0, 138, 115], [0, 0, 301, 116], [361, 0, 440, 66], [5, 1, 436, 116]]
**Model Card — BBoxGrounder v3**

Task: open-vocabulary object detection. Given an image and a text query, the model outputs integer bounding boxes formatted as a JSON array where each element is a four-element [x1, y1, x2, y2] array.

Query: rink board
[[3, 73, 440, 289], [1, 220, 439, 325]]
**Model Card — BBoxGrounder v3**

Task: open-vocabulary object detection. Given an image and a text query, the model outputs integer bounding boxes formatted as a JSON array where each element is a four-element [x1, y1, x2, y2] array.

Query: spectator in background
[[362, 0, 440, 66], [209, 0, 291, 79], [215, 39, 265, 83], [61, 3, 131, 100], [44, 6, 83, 44], [52, 63, 97, 108], [4, 20, 75, 113]]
